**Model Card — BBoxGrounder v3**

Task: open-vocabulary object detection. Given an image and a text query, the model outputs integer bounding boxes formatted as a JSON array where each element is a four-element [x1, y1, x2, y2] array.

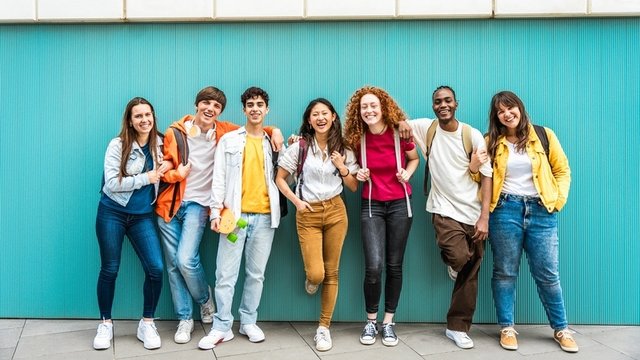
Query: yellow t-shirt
[[241, 135, 271, 214]]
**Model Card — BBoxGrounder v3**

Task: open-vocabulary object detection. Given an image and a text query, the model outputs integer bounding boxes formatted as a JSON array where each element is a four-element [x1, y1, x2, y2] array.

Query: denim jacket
[[210, 127, 281, 228], [101, 136, 163, 207]]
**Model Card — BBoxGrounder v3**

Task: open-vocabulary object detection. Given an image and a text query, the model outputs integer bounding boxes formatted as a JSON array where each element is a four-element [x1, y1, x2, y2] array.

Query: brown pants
[[432, 214, 484, 332], [296, 195, 348, 328]]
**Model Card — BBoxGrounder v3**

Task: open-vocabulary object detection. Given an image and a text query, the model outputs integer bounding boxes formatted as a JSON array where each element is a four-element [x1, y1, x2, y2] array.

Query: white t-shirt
[[183, 132, 217, 207], [409, 118, 492, 226], [501, 141, 538, 196]]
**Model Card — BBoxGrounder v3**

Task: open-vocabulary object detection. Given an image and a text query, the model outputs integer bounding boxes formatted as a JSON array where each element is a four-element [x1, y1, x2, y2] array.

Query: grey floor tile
[[0, 328, 22, 348], [0, 319, 25, 330], [292, 321, 382, 356], [213, 322, 307, 358], [319, 343, 423, 360], [22, 319, 98, 336], [589, 327, 640, 359], [218, 345, 318, 360], [13, 328, 99, 359], [400, 324, 481, 356], [16, 349, 115, 360], [119, 348, 216, 359], [113, 321, 206, 359], [0, 348, 15, 360], [523, 343, 635, 360]]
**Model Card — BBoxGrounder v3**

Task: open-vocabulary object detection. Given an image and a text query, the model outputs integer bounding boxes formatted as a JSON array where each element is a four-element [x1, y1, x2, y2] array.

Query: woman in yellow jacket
[[486, 91, 578, 353]]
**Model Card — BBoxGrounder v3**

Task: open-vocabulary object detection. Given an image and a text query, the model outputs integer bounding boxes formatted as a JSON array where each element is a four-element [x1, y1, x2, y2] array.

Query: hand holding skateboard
[[218, 208, 248, 243]]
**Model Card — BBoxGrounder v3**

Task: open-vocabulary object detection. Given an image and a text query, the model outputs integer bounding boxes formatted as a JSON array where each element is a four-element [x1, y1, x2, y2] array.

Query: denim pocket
[[225, 145, 242, 167]]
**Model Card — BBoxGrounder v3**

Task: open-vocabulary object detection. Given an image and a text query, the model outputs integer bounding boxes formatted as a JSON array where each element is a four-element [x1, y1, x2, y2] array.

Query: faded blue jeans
[[489, 193, 568, 330], [212, 213, 275, 331], [157, 201, 211, 320]]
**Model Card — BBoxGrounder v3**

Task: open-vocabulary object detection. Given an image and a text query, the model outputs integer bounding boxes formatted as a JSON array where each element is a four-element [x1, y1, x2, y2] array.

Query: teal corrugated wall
[[1, 19, 639, 324]]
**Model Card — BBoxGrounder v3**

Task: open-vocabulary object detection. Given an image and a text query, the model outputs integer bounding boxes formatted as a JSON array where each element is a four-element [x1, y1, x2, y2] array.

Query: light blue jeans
[[212, 213, 275, 331], [157, 201, 210, 320], [489, 193, 568, 330]]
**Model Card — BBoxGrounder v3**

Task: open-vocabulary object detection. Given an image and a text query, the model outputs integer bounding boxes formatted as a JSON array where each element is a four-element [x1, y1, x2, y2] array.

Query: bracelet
[[339, 169, 349, 177]]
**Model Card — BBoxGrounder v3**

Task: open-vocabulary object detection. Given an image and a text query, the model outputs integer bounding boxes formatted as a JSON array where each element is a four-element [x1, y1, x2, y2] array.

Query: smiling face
[[496, 102, 522, 135], [359, 93, 383, 128], [432, 88, 458, 123], [193, 99, 223, 130], [130, 103, 154, 136], [308, 102, 336, 136], [243, 95, 269, 126]]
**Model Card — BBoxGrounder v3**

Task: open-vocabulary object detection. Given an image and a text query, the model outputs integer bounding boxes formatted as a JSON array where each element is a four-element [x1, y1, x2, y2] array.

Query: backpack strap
[[360, 134, 372, 217], [423, 121, 474, 195], [272, 149, 289, 217], [295, 138, 308, 201], [461, 123, 473, 160], [393, 129, 412, 218], [533, 125, 550, 162], [167, 127, 189, 218]]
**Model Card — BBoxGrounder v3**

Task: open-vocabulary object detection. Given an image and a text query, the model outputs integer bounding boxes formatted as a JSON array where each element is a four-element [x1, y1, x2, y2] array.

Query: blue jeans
[[157, 201, 210, 320], [361, 198, 412, 315], [212, 213, 275, 331], [489, 193, 568, 330], [95, 203, 163, 319]]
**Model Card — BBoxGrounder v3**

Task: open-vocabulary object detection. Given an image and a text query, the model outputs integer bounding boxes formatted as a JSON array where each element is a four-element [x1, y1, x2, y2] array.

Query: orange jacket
[[156, 115, 275, 222]]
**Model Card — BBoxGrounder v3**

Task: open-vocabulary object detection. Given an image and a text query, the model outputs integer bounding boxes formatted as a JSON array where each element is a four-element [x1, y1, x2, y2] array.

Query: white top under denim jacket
[[210, 127, 281, 228], [278, 138, 359, 203], [101, 136, 163, 207]]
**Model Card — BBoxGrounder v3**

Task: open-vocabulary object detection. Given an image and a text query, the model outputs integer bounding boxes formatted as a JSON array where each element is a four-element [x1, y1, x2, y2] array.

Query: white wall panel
[[306, 0, 395, 19], [591, 0, 640, 15], [0, 0, 36, 21], [216, 0, 303, 19], [38, 0, 122, 20], [495, 0, 587, 17], [127, 0, 213, 20], [397, 0, 492, 18]]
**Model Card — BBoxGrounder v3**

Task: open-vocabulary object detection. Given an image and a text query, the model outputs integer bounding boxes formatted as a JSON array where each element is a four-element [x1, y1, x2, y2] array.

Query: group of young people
[[93, 84, 578, 354]]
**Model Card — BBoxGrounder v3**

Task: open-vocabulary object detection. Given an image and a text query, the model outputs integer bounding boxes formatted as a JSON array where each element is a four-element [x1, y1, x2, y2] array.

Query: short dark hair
[[241, 87, 269, 107], [432, 85, 457, 101], [195, 86, 227, 112]]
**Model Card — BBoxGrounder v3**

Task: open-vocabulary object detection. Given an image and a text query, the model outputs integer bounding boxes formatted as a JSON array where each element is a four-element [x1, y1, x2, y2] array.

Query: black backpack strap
[[168, 127, 189, 217], [272, 149, 288, 217], [296, 138, 308, 201], [533, 125, 550, 162]]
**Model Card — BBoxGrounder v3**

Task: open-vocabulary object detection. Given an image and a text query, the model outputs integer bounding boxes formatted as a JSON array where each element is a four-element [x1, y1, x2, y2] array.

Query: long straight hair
[[487, 91, 531, 158], [299, 98, 347, 155], [117, 97, 160, 182]]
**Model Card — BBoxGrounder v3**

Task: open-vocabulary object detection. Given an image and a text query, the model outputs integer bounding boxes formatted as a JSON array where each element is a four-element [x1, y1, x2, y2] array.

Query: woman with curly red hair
[[343, 86, 419, 347]]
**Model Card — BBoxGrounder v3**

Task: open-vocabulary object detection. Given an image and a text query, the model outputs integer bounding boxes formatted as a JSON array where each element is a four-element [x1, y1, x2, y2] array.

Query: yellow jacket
[[490, 124, 571, 213]]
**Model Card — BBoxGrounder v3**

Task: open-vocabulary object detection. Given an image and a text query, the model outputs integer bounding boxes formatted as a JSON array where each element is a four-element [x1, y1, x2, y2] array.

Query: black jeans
[[361, 198, 413, 314]]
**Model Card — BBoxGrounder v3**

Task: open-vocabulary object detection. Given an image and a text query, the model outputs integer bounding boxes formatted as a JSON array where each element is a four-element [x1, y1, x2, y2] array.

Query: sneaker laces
[[96, 322, 111, 336], [314, 328, 329, 343], [556, 329, 575, 340], [363, 321, 377, 337], [501, 327, 518, 338], [382, 323, 396, 338], [177, 321, 191, 333]]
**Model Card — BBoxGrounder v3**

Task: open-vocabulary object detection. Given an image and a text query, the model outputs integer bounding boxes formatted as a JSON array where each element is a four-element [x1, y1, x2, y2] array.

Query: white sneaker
[[93, 321, 113, 350], [174, 319, 194, 344], [447, 266, 458, 281], [239, 323, 265, 343], [198, 328, 234, 350], [200, 286, 215, 324], [445, 329, 474, 349], [314, 326, 332, 351], [137, 319, 161, 350]]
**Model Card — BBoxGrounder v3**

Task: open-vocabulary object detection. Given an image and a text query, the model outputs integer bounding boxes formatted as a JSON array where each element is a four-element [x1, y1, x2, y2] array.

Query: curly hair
[[241, 86, 269, 107], [343, 86, 407, 149]]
